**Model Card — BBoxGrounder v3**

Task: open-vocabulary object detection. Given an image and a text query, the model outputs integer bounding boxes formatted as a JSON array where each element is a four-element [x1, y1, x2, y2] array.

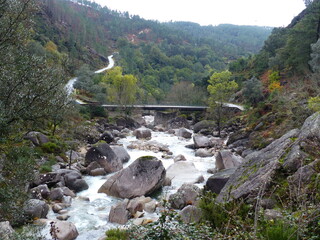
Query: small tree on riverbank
[[207, 70, 238, 136]]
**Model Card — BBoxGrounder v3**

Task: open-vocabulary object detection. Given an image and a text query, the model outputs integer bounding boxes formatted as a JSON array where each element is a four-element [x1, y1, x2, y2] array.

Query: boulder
[[49, 188, 64, 201], [0, 221, 14, 240], [216, 129, 300, 202], [195, 148, 214, 158], [85, 143, 123, 173], [193, 120, 216, 133], [99, 131, 114, 143], [98, 156, 166, 199], [49, 220, 79, 240], [30, 184, 50, 200], [127, 141, 169, 153], [215, 150, 243, 170], [144, 200, 158, 213], [110, 145, 130, 163], [173, 154, 186, 162], [64, 171, 89, 192], [89, 168, 107, 176], [108, 200, 130, 225], [176, 128, 192, 139], [133, 127, 152, 139], [167, 117, 190, 129], [179, 206, 202, 224], [205, 168, 236, 194], [24, 131, 49, 146], [86, 161, 102, 172], [154, 111, 177, 126], [24, 199, 49, 219], [193, 135, 214, 149], [33, 172, 62, 188], [166, 162, 202, 186], [169, 184, 201, 209], [115, 116, 141, 129]]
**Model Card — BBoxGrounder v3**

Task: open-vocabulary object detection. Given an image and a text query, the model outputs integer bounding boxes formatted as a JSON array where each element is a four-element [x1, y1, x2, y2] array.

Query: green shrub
[[41, 142, 60, 154], [260, 220, 298, 240], [39, 157, 57, 173], [105, 228, 128, 240]]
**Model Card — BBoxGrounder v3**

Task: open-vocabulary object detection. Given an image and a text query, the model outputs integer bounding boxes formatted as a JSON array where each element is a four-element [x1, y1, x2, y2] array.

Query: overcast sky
[[93, 0, 306, 27]]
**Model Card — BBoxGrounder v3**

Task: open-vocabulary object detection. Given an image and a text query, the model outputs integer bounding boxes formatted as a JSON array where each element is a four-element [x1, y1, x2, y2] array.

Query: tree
[[207, 70, 238, 136], [243, 76, 264, 106], [102, 67, 139, 107]]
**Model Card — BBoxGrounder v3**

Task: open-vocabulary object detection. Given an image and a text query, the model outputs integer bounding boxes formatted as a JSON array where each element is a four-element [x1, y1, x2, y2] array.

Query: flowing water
[[42, 116, 216, 239]]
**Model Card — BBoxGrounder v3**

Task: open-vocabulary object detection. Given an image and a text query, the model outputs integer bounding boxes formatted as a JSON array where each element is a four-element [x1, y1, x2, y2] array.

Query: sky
[[93, 0, 306, 27]]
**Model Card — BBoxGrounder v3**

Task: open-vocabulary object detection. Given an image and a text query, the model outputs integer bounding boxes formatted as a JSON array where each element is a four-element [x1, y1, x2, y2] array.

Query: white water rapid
[[41, 116, 216, 240], [65, 55, 115, 95]]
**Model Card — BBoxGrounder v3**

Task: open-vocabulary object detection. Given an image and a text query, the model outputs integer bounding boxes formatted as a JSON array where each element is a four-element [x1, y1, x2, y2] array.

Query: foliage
[[207, 70, 238, 135], [309, 38, 320, 73], [308, 96, 320, 112], [243, 76, 264, 106], [259, 220, 298, 240], [105, 228, 128, 240], [0, 146, 36, 226]]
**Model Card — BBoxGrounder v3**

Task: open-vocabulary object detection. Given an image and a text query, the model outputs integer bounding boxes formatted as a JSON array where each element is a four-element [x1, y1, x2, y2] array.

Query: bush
[[105, 228, 128, 240], [41, 142, 60, 154], [260, 220, 298, 240]]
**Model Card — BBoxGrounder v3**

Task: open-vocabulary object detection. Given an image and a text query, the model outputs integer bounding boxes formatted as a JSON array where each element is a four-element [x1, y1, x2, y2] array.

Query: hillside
[[33, 0, 272, 103]]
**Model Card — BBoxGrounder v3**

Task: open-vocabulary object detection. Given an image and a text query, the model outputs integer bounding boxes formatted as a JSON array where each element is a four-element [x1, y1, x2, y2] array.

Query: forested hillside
[[33, 0, 272, 103]]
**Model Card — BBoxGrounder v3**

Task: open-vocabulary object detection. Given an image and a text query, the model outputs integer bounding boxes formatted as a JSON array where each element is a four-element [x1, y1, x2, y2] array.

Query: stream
[[41, 116, 216, 240]]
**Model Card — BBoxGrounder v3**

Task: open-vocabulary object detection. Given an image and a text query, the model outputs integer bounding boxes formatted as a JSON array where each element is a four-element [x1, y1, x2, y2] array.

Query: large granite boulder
[[85, 143, 123, 173], [24, 131, 49, 146], [115, 116, 141, 129], [98, 156, 166, 199], [108, 200, 130, 225], [110, 145, 130, 163], [179, 206, 202, 224], [193, 135, 214, 149], [215, 150, 243, 170], [167, 117, 190, 129], [63, 171, 89, 192], [217, 128, 300, 202], [169, 184, 201, 209], [176, 128, 192, 139], [23, 199, 49, 219], [193, 120, 216, 133], [30, 184, 50, 200], [205, 168, 236, 194], [49, 220, 79, 240], [133, 127, 152, 139]]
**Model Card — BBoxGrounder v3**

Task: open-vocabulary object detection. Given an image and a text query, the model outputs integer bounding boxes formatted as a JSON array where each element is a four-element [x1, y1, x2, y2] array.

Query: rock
[[134, 211, 144, 219], [216, 129, 300, 202], [73, 124, 101, 144], [163, 177, 172, 186], [282, 145, 308, 173], [49, 188, 64, 201], [193, 135, 214, 148], [98, 156, 166, 199], [194, 175, 205, 184], [33, 172, 62, 188], [52, 204, 63, 213], [99, 131, 114, 143], [205, 168, 236, 194], [179, 206, 202, 224], [154, 111, 177, 126], [176, 128, 192, 139], [0, 221, 14, 240], [173, 154, 186, 162], [110, 145, 130, 163], [127, 140, 169, 153], [56, 215, 70, 221], [86, 161, 102, 172], [49, 220, 79, 240], [167, 117, 190, 129], [85, 143, 123, 173], [24, 199, 49, 219], [144, 200, 157, 213], [133, 127, 152, 139], [30, 184, 50, 200], [89, 168, 106, 176], [115, 116, 141, 129], [195, 148, 214, 157], [169, 184, 201, 209], [64, 171, 89, 193], [108, 200, 130, 225], [264, 209, 283, 220], [260, 198, 276, 209], [24, 131, 49, 146], [61, 187, 76, 198], [127, 198, 144, 215], [166, 162, 202, 185], [193, 120, 216, 133], [65, 151, 81, 162], [215, 150, 243, 170]]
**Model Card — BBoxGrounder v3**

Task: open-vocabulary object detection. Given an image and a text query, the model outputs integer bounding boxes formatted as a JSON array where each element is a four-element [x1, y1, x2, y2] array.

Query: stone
[[49, 188, 64, 201], [133, 127, 152, 139], [264, 209, 283, 220], [193, 135, 214, 148], [173, 154, 186, 162], [205, 168, 236, 194], [110, 145, 130, 163], [64, 171, 89, 193], [194, 175, 205, 184], [163, 177, 172, 186], [154, 111, 177, 126], [127, 141, 169, 153], [176, 128, 192, 139], [127, 198, 144, 215], [144, 200, 157, 213], [33, 172, 62, 188], [215, 150, 243, 170], [166, 161, 202, 185], [30, 184, 50, 200], [99, 131, 114, 143], [167, 117, 190, 129], [61, 187, 76, 198], [216, 129, 300, 202], [283, 145, 308, 173], [49, 220, 79, 240], [193, 120, 216, 133], [85, 143, 123, 173], [0, 221, 14, 240], [86, 161, 102, 172], [24, 199, 49, 219], [56, 215, 70, 221], [169, 184, 201, 209], [98, 156, 166, 199], [108, 200, 130, 225], [52, 204, 63, 213], [195, 148, 214, 157], [134, 211, 144, 219], [179, 205, 202, 224], [89, 168, 107, 176], [24, 131, 49, 146], [260, 198, 276, 209], [115, 116, 141, 129]]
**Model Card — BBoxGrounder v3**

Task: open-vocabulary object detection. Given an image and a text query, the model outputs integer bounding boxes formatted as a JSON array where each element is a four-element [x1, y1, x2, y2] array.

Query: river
[[41, 116, 215, 240]]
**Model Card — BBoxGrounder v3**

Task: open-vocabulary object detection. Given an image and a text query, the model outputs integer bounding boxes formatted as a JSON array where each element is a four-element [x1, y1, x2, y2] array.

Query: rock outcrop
[[169, 184, 201, 209], [98, 156, 166, 199], [215, 150, 243, 170]]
